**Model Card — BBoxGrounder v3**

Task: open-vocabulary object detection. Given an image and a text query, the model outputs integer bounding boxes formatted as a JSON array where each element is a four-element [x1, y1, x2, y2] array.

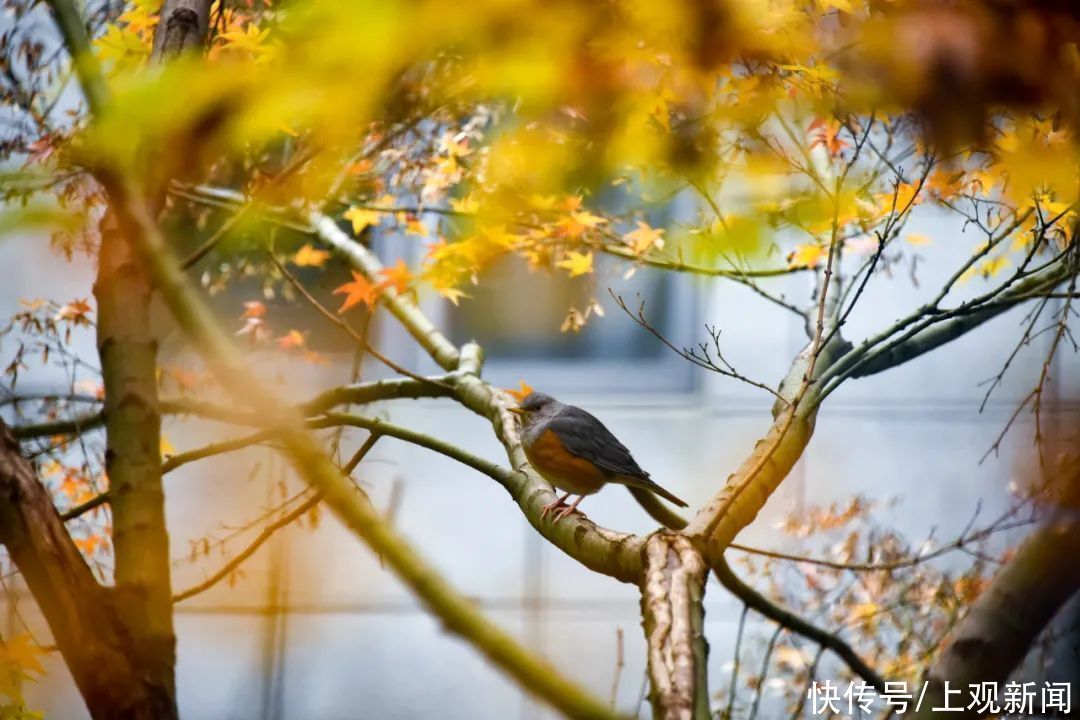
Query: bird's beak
[[508, 407, 527, 417]]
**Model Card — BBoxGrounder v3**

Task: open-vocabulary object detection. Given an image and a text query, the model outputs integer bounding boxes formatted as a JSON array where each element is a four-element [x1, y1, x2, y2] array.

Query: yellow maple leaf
[[292, 243, 331, 267], [436, 286, 470, 305], [378, 259, 414, 294], [788, 243, 825, 268], [343, 207, 382, 235], [0, 633, 46, 677], [556, 250, 594, 278], [624, 221, 665, 254], [979, 256, 1011, 278], [905, 233, 932, 246]]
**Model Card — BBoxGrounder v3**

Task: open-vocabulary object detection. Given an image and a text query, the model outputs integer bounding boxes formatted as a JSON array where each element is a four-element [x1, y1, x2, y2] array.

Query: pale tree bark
[[640, 533, 709, 720]]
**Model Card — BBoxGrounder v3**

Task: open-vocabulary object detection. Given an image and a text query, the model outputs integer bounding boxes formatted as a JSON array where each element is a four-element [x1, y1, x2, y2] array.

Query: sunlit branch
[[685, 216, 844, 557], [309, 211, 462, 371]]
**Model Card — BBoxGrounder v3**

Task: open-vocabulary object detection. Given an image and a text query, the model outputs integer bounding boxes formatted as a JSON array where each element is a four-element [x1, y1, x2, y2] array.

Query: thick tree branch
[[641, 532, 709, 720], [911, 519, 1080, 719]]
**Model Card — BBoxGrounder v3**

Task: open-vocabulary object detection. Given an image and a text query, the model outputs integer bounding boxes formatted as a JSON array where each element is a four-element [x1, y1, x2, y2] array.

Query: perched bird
[[510, 391, 688, 523]]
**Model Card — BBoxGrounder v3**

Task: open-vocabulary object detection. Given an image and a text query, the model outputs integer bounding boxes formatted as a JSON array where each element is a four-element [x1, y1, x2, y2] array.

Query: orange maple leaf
[[276, 330, 306, 350], [808, 118, 849, 158], [506, 379, 534, 402], [241, 300, 266, 319], [292, 243, 331, 267], [378, 259, 413, 295], [55, 298, 93, 324], [333, 272, 378, 313]]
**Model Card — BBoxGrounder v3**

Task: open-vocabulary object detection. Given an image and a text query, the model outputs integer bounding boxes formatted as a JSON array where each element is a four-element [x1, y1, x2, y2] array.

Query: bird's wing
[[550, 406, 689, 508], [547, 406, 649, 480]]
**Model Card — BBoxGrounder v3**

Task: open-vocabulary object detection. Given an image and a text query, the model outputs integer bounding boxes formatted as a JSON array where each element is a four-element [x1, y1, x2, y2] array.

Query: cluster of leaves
[[0, 633, 45, 720]]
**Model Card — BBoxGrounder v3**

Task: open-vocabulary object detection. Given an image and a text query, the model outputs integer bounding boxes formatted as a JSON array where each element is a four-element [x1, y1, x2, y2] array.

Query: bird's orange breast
[[524, 429, 607, 495]]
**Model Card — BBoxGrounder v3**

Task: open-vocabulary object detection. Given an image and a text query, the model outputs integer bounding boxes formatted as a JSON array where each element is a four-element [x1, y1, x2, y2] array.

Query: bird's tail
[[622, 475, 688, 508]]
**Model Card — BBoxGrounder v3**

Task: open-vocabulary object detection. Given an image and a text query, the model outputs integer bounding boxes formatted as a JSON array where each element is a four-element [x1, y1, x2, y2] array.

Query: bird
[[509, 391, 688, 523]]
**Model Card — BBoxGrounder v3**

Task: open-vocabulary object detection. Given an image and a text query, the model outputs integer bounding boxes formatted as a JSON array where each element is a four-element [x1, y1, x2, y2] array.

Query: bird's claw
[[539, 498, 567, 521], [552, 503, 577, 523]]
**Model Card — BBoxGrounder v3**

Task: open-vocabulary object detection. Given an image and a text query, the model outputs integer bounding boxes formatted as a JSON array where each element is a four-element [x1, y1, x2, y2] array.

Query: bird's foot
[[551, 495, 586, 524], [540, 493, 570, 521]]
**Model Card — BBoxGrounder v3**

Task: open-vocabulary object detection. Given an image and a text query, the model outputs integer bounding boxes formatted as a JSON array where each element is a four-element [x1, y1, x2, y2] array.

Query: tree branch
[[711, 557, 885, 692], [309, 211, 461, 371], [911, 519, 1080, 719]]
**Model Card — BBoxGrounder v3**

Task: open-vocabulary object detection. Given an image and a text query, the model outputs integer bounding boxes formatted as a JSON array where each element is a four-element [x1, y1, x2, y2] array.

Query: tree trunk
[[84, 4, 212, 717], [94, 213, 178, 718], [640, 532, 710, 720], [0, 420, 176, 719]]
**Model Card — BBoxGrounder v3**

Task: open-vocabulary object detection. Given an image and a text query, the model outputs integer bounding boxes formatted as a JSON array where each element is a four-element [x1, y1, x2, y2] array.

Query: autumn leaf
[[436, 286, 470, 305], [58, 471, 83, 499], [292, 243, 331, 267], [808, 118, 849, 158], [241, 300, 266, 319], [624, 221, 665, 254], [905, 233, 932, 246], [506, 379, 534, 402], [276, 330, 307, 350], [0, 634, 46, 677], [877, 182, 922, 214], [979, 256, 1011, 278], [556, 210, 607, 238], [555, 250, 594, 278], [403, 214, 429, 237], [74, 533, 106, 556], [379, 259, 414, 294], [160, 435, 176, 457], [788, 243, 825, 268], [55, 298, 93, 325], [343, 207, 382, 235], [333, 271, 378, 313]]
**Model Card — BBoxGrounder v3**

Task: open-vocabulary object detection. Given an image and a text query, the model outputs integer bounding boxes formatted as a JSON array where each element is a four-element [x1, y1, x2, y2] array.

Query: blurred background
[[1, 199, 1078, 718]]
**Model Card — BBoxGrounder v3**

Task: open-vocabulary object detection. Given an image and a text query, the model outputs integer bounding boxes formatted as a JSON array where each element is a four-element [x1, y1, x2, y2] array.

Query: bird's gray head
[[510, 391, 561, 428]]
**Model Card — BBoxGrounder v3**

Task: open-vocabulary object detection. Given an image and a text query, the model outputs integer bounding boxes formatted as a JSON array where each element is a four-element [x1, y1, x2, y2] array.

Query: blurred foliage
[[1, 0, 1076, 339]]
